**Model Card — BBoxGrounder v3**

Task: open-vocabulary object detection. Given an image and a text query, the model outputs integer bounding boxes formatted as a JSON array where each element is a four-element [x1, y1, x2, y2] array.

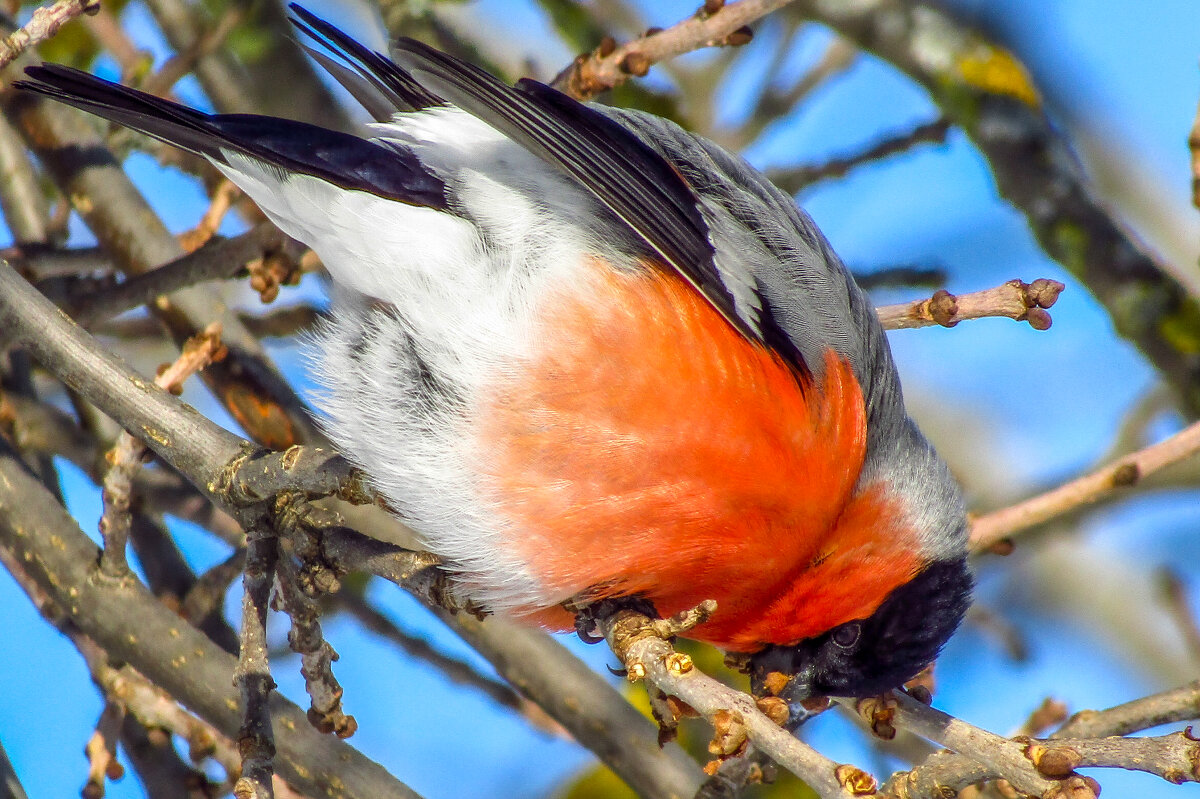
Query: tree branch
[[68, 223, 300, 328], [877, 278, 1064, 331], [0, 0, 99, 71], [881, 680, 1200, 797], [599, 605, 865, 799], [551, 0, 792, 99], [970, 418, 1200, 551], [1190, 91, 1200, 210], [847, 692, 1057, 797], [234, 523, 280, 799], [98, 323, 226, 580], [1054, 680, 1200, 739], [767, 117, 950, 194]]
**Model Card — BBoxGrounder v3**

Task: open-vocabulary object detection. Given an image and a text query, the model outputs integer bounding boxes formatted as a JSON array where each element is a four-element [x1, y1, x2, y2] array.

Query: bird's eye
[[831, 623, 861, 649]]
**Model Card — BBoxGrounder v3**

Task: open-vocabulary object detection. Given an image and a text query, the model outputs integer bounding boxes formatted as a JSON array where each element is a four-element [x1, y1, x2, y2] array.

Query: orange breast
[[473, 261, 919, 650]]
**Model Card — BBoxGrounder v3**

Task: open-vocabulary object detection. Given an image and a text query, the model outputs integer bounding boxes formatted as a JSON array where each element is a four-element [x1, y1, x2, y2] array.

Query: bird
[[17, 5, 972, 703]]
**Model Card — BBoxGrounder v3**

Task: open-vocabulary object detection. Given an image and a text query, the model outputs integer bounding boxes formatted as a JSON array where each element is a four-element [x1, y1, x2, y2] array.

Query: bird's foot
[[569, 595, 659, 645]]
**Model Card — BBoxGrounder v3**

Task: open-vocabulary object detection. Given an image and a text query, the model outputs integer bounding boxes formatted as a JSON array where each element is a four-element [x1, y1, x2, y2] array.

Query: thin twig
[[141, 4, 243, 98], [767, 117, 950, 194], [177, 179, 242, 253], [1157, 569, 1200, 665], [79, 636, 235, 794], [1054, 679, 1200, 739], [89, 305, 322, 342], [1190, 91, 1200, 209], [97, 323, 226, 579], [82, 701, 125, 799], [181, 549, 246, 633], [552, 0, 793, 99], [273, 495, 357, 739], [1014, 697, 1070, 738], [336, 591, 529, 718], [970, 418, 1200, 551], [716, 32, 857, 151], [82, 4, 149, 81], [69, 224, 298, 327], [118, 716, 220, 799], [876, 278, 1064, 331], [0, 0, 99, 70], [1026, 733, 1198, 786], [879, 679, 1200, 797], [233, 524, 279, 799]]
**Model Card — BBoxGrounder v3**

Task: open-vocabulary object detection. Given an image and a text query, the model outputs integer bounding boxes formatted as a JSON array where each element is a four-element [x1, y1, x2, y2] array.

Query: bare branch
[[3, 245, 110, 280], [1190, 91, 1200, 209], [274, 501, 357, 739], [81, 5, 149, 82], [715, 31, 857, 151], [1028, 733, 1199, 786], [176, 178, 242, 253], [68, 223, 301, 328], [552, 0, 793, 99], [599, 605, 863, 799], [0, 113, 50, 244], [1054, 680, 1200, 739], [141, 4, 244, 100], [82, 701, 125, 799], [1157, 570, 1200, 665], [877, 278, 1064, 331], [0, 0, 99, 71], [234, 524, 279, 799], [970, 418, 1200, 551], [98, 323, 226, 579], [767, 118, 950, 194], [882, 680, 1200, 797], [848, 692, 1057, 797]]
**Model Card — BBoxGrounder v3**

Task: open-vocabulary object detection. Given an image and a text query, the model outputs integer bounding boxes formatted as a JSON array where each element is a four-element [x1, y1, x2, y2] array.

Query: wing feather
[[390, 36, 758, 340]]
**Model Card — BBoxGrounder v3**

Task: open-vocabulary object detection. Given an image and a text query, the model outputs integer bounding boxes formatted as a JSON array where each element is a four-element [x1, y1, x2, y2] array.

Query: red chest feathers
[[474, 262, 921, 651]]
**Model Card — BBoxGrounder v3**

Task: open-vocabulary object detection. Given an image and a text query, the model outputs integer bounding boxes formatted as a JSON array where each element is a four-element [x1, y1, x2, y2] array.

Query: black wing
[[15, 64, 447, 209], [389, 36, 757, 340], [288, 4, 444, 118]]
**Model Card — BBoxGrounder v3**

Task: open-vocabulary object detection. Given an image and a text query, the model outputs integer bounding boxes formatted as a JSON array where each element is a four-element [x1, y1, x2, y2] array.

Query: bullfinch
[[16, 5, 972, 704]]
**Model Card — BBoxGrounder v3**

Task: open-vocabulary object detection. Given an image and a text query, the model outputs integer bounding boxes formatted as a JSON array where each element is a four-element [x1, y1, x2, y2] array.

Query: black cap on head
[[749, 557, 972, 703]]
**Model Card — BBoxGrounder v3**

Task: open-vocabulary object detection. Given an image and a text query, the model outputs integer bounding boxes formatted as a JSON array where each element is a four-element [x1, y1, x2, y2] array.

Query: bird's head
[[748, 556, 972, 707]]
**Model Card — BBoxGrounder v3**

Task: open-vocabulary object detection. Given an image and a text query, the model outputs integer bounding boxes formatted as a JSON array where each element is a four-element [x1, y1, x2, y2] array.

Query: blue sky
[[2, 2, 1198, 798]]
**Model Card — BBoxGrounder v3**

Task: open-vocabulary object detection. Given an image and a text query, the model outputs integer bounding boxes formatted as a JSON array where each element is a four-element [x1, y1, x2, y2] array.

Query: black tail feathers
[[15, 62, 445, 207]]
